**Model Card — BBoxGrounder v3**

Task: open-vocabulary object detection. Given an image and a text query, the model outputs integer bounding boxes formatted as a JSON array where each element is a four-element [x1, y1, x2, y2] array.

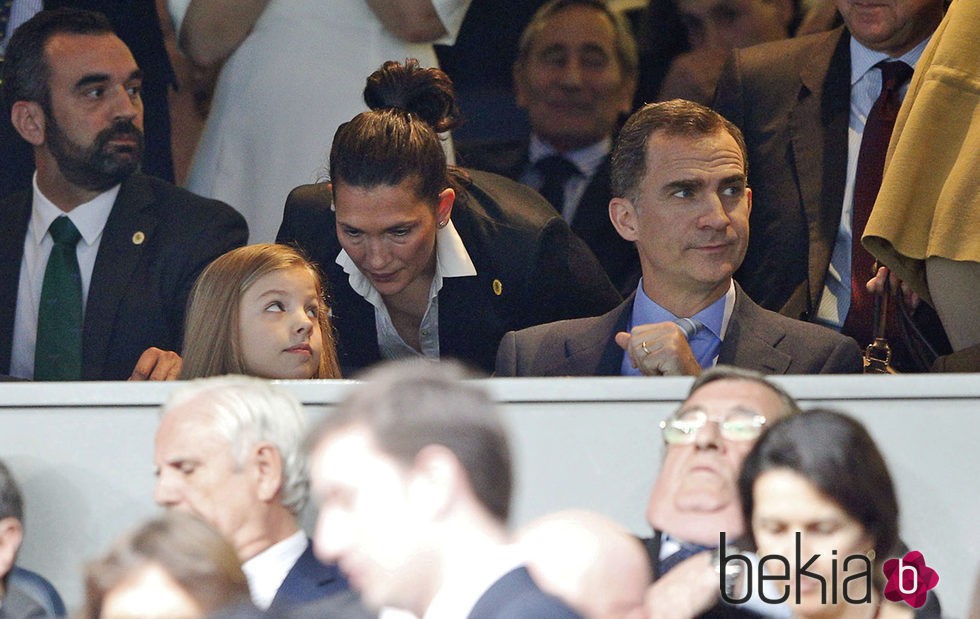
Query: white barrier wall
[[1, 375, 977, 616]]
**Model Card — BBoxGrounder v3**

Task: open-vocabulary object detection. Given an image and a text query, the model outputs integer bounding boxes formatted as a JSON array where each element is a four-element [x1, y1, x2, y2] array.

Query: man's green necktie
[[34, 216, 83, 380]]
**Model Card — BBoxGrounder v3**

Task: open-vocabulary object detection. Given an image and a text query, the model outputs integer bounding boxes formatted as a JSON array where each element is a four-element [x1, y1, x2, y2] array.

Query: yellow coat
[[863, 0, 980, 306]]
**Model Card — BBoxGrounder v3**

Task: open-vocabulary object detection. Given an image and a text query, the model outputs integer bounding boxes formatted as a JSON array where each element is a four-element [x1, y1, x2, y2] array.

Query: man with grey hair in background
[[153, 376, 355, 615]]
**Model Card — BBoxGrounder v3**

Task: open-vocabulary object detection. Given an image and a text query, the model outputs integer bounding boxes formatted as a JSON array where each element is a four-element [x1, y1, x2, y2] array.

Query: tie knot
[[49, 216, 81, 246], [674, 317, 703, 339], [535, 155, 580, 182], [876, 60, 913, 93]]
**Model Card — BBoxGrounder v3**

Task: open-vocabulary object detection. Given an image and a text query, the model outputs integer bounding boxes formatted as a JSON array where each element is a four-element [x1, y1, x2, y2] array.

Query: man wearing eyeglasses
[[642, 365, 799, 618]]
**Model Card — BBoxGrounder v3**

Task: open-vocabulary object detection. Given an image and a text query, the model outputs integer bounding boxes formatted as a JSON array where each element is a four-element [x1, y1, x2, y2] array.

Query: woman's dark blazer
[[277, 169, 622, 375]]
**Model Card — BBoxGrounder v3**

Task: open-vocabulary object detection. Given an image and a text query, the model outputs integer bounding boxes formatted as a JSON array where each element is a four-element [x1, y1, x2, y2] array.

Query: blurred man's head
[[514, 0, 638, 152], [154, 376, 308, 561], [307, 360, 511, 615], [646, 366, 800, 545]]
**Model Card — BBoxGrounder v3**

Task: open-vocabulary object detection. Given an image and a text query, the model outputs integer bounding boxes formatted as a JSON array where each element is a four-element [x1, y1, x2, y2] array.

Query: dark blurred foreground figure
[[495, 100, 861, 377], [456, 0, 640, 293], [278, 59, 621, 375], [0, 0, 175, 198], [0, 9, 246, 381], [0, 459, 65, 618], [80, 512, 253, 619], [307, 359, 582, 618], [713, 0, 950, 371]]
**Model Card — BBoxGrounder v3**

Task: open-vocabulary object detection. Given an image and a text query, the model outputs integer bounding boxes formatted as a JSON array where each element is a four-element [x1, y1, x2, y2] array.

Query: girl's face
[[751, 468, 874, 617], [333, 178, 454, 300], [238, 266, 323, 379]]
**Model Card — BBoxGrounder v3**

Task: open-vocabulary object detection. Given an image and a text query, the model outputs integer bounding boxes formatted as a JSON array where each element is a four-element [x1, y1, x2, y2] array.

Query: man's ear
[[609, 197, 640, 242], [409, 445, 463, 520], [253, 443, 285, 504], [0, 517, 24, 579], [11, 101, 46, 146]]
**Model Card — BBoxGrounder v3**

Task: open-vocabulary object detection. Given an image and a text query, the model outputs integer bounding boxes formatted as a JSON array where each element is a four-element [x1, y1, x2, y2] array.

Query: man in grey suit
[[495, 99, 861, 377]]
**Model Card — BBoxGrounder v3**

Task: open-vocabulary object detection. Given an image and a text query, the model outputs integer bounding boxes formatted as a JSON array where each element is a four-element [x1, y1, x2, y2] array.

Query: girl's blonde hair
[[181, 244, 341, 379]]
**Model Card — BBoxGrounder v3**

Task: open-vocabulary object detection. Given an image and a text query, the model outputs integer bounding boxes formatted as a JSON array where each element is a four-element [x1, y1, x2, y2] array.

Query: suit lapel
[[789, 27, 851, 316], [718, 284, 792, 373], [562, 295, 633, 375], [0, 195, 32, 373], [82, 176, 158, 379]]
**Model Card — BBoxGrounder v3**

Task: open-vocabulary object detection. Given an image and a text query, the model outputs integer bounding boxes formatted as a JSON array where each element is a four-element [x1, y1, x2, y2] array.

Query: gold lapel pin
[[492, 279, 503, 296], [132, 231, 145, 245]]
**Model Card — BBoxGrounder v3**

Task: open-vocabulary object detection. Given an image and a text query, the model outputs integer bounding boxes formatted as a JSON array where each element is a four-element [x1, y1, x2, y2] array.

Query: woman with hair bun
[[278, 60, 621, 375]]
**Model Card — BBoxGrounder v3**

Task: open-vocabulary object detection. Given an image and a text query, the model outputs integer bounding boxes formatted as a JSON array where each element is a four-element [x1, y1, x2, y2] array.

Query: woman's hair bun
[[363, 59, 462, 133]]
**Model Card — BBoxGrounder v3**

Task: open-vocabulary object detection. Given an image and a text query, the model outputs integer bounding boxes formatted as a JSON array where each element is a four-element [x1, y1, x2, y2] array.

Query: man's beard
[[46, 117, 144, 191]]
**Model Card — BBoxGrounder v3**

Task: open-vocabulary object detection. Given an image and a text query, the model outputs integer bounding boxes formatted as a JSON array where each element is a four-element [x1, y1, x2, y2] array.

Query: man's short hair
[[160, 376, 310, 514], [688, 365, 802, 418], [1, 8, 115, 115], [611, 99, 748, 200], [515, 0, 640, 81], [0, 459, 24, 522], [307, 360, 513, 523]]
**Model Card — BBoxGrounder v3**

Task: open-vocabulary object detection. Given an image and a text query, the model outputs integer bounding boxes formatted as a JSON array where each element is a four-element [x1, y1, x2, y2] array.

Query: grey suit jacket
[[494, 283, 862, 376], [0, 174, 248, 380], [713, 28, 851, 321]]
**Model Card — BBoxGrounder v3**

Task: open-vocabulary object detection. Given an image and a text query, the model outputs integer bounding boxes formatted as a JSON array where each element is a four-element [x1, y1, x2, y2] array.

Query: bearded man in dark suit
[[0, 9, 246, 380]]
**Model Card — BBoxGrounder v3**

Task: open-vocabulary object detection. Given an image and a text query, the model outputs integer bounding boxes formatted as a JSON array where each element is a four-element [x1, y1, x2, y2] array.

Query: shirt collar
[[629, 280, 735, 341], [241, 529, 307, 610], [30, 173, 119, 247], [337, 218, 477, 305], [849, 35, 930, 86], [528, 134, 611, 179]]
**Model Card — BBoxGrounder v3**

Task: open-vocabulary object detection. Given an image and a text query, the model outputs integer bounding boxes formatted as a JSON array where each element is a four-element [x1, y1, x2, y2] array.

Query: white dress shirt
[[241, 529, 307, 610], [9, 176, 119, 379], [522, 134, 611, 224]]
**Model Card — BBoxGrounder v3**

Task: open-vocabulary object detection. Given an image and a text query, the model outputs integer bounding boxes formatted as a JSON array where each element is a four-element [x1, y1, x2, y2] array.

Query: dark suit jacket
[[712, 29, 950, 369], [640, 531, 763, 619], [277, 169, 622, 375], [0, 0, 175, 199], [281, 591, 374, 619], [0, 173, 247, 380], [267, 541, 351, 614], [713, 28, 851, 321], [456, 140, 639, 294], [467, 566, 581, 619], [494, 283, 862, 376]]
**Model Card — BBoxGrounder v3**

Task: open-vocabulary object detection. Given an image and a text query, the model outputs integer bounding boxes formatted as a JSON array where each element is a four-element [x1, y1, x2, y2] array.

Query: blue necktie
[[675, 318, 720, 368]]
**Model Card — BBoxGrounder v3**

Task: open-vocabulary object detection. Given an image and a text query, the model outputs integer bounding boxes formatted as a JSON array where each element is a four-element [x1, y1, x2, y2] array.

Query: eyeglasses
[[659, 407, 767, 444]]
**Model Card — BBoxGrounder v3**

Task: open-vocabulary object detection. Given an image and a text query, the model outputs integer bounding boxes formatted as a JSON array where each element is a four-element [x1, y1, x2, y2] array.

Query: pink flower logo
[[882, 551, 939, 608]]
